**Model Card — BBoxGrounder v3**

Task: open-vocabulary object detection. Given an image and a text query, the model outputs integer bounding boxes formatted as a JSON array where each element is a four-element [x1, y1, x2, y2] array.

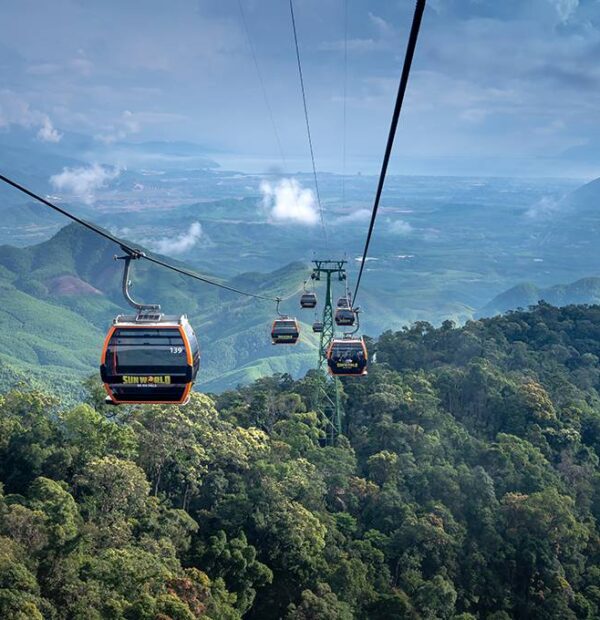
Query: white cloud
[[260, 178, 319, 225], [368, 13, 393, 37], [321, 37, 383, 53], [389, 219, 413, 235], [336, 208, 372, 224], [355, 256, 378, 263], [37, 116, 62, 143], [525, 196, 563, 219], [150, 222, 204, 255], [534, 119, 566, 135], [0, 90, 61, 142], [548, 0, 579, 22], [0, 90, 33, 128], [95, 110, 141, 144], [321, 11, 395, 54], [50, 163, 120, 204], [460, 108, 491, 124]]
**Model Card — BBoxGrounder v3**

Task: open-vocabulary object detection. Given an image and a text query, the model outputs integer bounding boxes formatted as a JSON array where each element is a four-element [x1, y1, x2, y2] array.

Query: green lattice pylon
[[311, 259, 346, 444]]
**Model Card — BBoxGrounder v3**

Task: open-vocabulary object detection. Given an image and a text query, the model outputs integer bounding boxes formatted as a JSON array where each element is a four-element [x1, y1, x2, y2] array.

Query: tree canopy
[[2, 302, 600, 618]]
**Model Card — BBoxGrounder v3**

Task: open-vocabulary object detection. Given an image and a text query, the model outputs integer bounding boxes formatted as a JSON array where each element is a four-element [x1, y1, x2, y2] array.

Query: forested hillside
[[3, 303, 600, 618], [0, 223, 316, 396], [478, 277, 600, 318]]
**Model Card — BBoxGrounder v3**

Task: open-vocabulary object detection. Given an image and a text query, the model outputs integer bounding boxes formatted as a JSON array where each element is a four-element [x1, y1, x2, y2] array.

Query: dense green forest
[[4, 302, 600, 618]]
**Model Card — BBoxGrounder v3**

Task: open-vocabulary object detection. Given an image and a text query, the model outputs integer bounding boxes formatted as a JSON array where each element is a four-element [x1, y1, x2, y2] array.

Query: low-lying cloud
[[150, 222, 204, 255], [337, 208, 372, 224], [0, 90, 62, 143], [550, 0, 579, 23], [389, 219, 413, 235], [50, 164, 120, 204], [260, 178, 319, 225], [95, 110, 141, 144], [37, 115, 62, 143], [525, 196, 563, 219]]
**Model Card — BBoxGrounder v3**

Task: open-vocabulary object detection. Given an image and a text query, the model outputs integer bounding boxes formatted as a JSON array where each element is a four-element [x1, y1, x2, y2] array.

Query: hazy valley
[[1, 131, 600, 395]]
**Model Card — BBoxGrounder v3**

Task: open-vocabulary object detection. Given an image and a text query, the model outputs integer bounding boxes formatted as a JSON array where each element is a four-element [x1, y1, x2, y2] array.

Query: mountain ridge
[[0, 222, 317, 396], [478, 276, 600, 317]]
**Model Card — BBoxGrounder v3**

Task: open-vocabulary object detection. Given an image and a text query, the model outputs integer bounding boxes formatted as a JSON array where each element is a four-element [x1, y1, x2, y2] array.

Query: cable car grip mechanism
[[115, 246, 161, 313]]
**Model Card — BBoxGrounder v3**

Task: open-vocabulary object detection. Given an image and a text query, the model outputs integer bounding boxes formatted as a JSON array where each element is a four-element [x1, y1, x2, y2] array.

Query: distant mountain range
[[4, 125, 600, 397], [474, 173, 600, 317], [6, 219, 599, 401], [479, 277, 600, 317], [0, 223, 319, 399]]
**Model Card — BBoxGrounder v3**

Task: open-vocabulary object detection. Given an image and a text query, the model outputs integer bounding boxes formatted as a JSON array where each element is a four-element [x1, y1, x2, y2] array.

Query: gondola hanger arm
[[114, 252, 160, 312]]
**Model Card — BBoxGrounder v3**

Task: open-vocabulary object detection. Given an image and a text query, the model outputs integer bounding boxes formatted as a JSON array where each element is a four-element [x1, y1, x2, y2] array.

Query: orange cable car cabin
[[101, 314, 200, 405], [327, 337, 368, 376]]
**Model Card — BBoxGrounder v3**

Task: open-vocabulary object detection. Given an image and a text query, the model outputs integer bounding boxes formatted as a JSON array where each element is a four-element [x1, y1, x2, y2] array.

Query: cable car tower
[[311, 259, 346, 444]]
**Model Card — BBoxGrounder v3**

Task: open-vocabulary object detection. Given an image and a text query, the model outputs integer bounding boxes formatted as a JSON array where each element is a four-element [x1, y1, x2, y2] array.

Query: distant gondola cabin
[[271, 318, 300, 344], [300, 292, 317, 308]]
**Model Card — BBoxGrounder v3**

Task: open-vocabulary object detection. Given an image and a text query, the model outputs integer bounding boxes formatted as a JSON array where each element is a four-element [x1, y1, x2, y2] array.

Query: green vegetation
[[5, 178, 600, 396], [3, 302, 600, 617], [479, 277, 600, 318], [0, 223, 317, 396]]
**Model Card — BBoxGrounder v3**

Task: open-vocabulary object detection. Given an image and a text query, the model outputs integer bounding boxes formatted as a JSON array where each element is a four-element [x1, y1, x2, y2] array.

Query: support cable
[[341, 0, 348, 211], [289, 0, 328, 246], [237, 0, 287, 170], [353, 0, 426, 304], [0, 173, 280, 302]]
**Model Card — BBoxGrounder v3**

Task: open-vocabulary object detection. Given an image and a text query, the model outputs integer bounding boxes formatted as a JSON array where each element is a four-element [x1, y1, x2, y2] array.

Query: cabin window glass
[[276, 321, 297, 330], [184, 323, 199, 357], [108, 328, 188, 373]]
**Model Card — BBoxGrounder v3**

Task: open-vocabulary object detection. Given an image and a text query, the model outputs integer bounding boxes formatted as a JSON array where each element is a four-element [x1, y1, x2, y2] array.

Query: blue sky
[[1, 0, 600, 177]]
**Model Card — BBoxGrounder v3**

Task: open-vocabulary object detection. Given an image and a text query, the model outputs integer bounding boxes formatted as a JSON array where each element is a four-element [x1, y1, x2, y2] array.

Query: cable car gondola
[[335, 307, 356, 326], [300, 292, 317, 309], [101, 313, 199, 405], [271, 317, 300, 344], [327, 337, 368, 376], [100, 251, 200, 405], [312, 320, 323, 333]]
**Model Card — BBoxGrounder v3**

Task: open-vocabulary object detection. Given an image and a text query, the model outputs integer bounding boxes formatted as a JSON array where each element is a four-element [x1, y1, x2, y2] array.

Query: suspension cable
[[289, 0, 328, 246], [341, 0, 348, 210], [237, 0, 287, 171], [353, 0, 426, 304], [0, 173, 280, 302]]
